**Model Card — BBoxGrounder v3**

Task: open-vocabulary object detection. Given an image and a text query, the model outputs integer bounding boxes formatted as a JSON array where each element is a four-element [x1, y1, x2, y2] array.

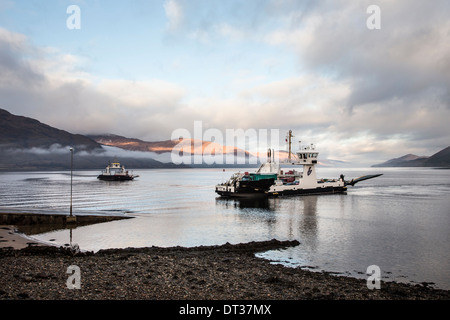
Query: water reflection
[[215, 197, 273, 210], [215, 195, 320, 247], [215, 197, 278, 230], [300, 195, 318, 233], [16, 219, 107, 235], [297, 195, 318, 251]]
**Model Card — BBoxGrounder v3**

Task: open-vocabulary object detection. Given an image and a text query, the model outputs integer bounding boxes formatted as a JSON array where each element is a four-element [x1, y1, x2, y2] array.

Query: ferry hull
[[269, 185, 347, 197], [215, 178, 275, 198], [97, 175, 134, 181], [216, 185, 347, 198], [215, 191, 269, 199], [215, 188, 270, 198]]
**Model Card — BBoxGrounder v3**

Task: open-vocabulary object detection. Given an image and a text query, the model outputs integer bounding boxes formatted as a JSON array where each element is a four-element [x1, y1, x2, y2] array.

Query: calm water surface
[[0, 167, 449, 289]]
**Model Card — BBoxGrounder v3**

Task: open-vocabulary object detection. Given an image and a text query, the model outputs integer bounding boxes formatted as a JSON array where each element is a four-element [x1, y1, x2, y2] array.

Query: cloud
[[0, 27, 188, 141], [96, 79, 185, 109], [6, 143, 73, 155], [1, 0, 449, 165], [0, 28, 44, 87], [100, 145, 173, 163], [164, 0, 183, 32], [258, 0, 450, 158], [272, 0, 450, 108]]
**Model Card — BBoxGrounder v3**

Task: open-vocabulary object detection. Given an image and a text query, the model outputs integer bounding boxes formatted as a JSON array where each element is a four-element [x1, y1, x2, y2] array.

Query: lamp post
[[70, 147, 73, 216], [67, 147, 76, 224]]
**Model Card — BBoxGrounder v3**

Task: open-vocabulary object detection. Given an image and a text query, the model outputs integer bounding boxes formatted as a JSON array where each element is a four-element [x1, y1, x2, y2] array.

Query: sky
[[0, 0, 449, 165]]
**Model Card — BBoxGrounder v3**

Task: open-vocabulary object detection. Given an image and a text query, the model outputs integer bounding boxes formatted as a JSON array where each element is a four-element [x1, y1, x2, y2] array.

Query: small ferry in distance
[[215, 131, 382, 198], [97, 159, 138, 181]]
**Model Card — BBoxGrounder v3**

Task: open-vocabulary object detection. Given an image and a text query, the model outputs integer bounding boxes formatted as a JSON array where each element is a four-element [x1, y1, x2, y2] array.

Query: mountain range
[[2, 107, 449, 170], [0, 108, 177, 170], [0, 108, 257, 170], [88, 134, 253, 158], [0, 108, 101, 151], [371, 147, 450, 167]]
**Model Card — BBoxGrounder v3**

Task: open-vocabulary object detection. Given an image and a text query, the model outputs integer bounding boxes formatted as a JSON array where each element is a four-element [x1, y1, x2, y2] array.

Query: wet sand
[[0, 237, 449, 301], [0, 225, 47, 250]]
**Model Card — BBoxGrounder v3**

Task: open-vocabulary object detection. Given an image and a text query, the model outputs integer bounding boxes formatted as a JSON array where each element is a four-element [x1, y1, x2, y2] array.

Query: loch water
[[0, 167, 449, 289]]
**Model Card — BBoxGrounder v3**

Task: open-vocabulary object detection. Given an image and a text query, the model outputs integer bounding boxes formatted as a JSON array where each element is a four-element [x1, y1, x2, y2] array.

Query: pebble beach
[[0, 228, 449, 301]]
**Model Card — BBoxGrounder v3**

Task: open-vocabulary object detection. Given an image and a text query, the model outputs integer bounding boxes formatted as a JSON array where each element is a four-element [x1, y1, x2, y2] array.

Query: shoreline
[[0, 225, 50, 250], [1, 238, 449, 300], [0, 210, 132, 234]]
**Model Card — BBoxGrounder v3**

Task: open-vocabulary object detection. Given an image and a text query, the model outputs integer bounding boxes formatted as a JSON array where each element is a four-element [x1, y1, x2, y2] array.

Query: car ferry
[[97, 159, 138, 181], [215, 131, 382, 198]]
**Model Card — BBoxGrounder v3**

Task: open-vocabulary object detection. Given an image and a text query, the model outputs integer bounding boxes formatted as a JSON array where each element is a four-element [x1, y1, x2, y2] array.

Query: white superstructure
[[215, 130, 381, 198], [267, 143, 345, 196]]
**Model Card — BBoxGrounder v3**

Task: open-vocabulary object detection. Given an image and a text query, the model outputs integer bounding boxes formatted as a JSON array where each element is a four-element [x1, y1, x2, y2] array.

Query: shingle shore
[[0, 239, 449, 300]]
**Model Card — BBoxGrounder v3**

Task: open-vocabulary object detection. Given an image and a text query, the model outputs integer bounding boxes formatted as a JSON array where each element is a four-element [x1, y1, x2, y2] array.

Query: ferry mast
[[287, 130, 293, 163]]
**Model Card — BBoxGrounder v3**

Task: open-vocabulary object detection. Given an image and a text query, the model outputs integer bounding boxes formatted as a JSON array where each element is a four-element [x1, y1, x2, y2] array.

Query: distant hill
[[89, 134, 179, 154], [0, 108, 179, 171], [371, 154, 428, 167], [0, 108, 101, 151], [89, 134, 253, 157], [0, 109, 259, 170], [423, 146, 450, 167], [372, 147, 450, 167]]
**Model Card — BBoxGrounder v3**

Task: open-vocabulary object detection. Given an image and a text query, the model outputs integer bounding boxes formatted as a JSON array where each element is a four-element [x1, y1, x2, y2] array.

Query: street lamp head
[[70, 147, 73, 152]]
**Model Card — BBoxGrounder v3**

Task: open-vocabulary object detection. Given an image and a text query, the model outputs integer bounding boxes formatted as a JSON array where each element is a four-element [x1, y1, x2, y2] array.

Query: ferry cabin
[[268, 148, 345, 196]]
